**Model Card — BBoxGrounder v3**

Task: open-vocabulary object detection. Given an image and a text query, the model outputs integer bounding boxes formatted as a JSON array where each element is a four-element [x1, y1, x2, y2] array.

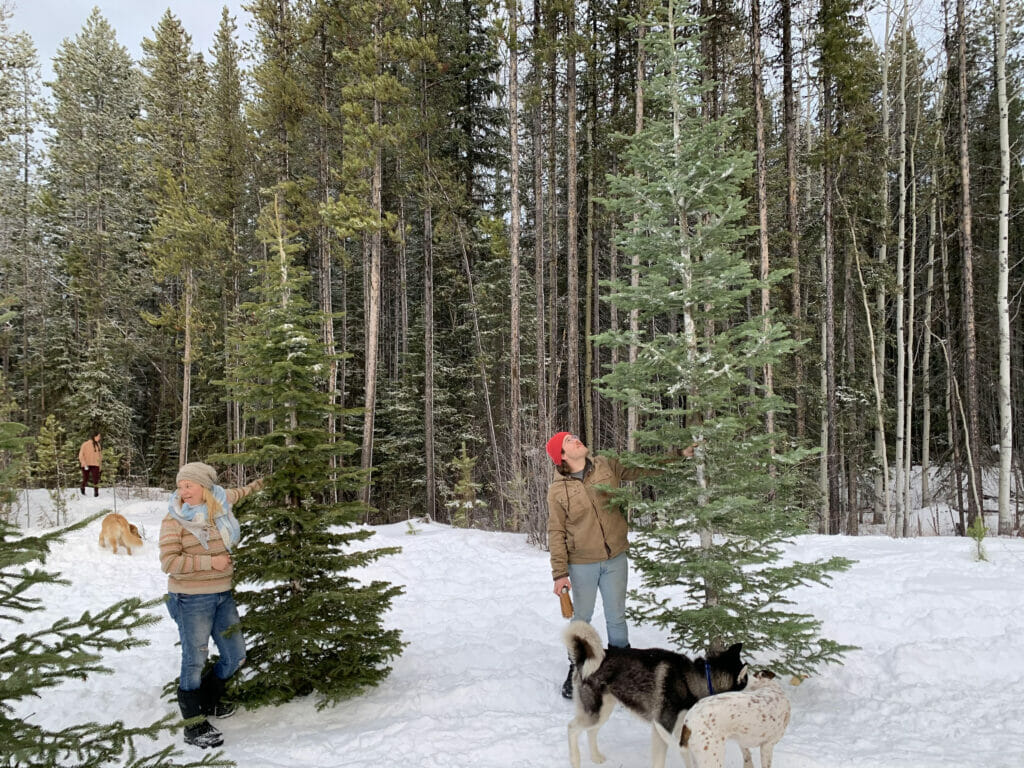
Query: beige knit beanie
[[176, 462, 218, 489]]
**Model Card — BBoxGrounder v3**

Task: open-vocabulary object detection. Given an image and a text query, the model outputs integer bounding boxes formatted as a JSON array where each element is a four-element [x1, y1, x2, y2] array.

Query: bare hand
[[553, 576, 571, 596], [211, 554, 231, 571]]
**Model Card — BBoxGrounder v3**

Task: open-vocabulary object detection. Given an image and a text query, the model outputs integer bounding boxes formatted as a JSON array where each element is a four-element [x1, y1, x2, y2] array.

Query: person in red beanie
[[545, 431, 644, 699]]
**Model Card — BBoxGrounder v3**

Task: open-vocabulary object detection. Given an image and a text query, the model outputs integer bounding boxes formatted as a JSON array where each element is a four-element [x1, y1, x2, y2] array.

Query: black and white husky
[[563, 621, 748, 768]]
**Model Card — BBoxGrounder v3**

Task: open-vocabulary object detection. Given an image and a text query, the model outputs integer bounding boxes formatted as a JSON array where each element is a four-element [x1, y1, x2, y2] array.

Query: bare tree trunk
[[359, 79, 383, 507], [584, 5, 597, 447], [628, 23, 644, 453], [957, 0, 982, 525], [873, 0, 892, 527], [823, 145, 841, 534], [179, 267, 193, 467], [532, 0, 548, 448], [751, 0, 774, 457], [894, 5, 908, 537], [996, 0, 1012, 535], [566, 0, 580, 436], [421, 52, 436, 521], [781, 0, 804, 440], [508, 0, 523, 519]]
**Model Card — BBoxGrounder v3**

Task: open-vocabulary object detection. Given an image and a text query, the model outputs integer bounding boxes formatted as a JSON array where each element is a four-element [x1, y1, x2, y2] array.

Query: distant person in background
[[160, 461, 263, 749], [78, 432, 102, 496]]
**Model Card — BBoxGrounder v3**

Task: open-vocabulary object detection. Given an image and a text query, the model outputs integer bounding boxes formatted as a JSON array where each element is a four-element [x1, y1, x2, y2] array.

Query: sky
[[7, 0, 254, 82], [5, 475, 1024, 768]]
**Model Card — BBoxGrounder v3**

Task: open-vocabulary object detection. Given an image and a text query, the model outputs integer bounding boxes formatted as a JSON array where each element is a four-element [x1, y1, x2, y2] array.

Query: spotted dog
[[680, 669, 791, 768]]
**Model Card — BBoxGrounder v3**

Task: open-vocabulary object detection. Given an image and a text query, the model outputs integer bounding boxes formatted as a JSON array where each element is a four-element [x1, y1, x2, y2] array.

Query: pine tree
[[222, 191, 405, 709], [0, 514, 232, 768], [595, 3, 853, 676]]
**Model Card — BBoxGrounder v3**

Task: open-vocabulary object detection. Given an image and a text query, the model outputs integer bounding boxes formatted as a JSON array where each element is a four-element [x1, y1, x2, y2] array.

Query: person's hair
[[201, 487, 224, 519], [554, 460, 572, 477]]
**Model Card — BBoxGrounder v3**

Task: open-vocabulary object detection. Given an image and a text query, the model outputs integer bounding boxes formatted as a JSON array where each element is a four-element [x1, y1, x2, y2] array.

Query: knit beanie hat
[[176, 461, 218, 489], [545, 432, 571, 466]]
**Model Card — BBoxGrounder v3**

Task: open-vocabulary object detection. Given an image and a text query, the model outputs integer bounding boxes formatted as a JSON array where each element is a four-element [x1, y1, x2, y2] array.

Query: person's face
[[562, 434, 588, 463], [92, 433, 101, 442], [177, 479, 205, 506]]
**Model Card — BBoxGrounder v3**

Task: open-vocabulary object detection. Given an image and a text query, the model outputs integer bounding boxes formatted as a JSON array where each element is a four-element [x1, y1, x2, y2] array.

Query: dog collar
[[704, 663, 715, 695]]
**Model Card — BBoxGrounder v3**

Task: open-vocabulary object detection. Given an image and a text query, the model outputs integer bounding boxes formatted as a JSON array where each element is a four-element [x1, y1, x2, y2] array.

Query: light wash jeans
[[166, 590, 246, 691], [568, 551, 629, 648]]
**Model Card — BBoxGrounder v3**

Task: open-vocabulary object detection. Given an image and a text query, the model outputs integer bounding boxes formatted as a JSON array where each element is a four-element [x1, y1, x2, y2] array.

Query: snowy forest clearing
[[6, 488, 1024, 767]]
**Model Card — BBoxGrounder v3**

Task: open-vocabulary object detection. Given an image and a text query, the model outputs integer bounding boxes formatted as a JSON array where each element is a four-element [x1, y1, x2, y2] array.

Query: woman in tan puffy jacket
[[78, 432, 102, 496]]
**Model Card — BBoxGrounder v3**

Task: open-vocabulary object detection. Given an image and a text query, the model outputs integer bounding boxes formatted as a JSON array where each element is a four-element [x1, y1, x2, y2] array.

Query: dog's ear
[[758, 669, 777, 680], [130, 524, 139, 535], [723, 642, 743, 659], [737, 664, 750, 686]]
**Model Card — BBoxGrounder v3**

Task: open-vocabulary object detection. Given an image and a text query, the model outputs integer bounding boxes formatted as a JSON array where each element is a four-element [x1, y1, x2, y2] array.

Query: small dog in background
[[563, 620, 749, 768], [98, 512, 144, 555], [680, 669, 791, 768]]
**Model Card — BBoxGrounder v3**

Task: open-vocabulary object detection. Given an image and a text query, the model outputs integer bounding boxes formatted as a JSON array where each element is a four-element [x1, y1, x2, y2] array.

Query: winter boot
[[199, 670, 237, 719], [177, 687, 224, 749], [80, 487, 86, 495], [561, 660, 575, 700]]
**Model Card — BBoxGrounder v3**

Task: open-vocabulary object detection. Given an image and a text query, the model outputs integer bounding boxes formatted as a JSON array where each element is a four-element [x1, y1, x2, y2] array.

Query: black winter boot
[[177, 687, 224, 749], [561, 660, 574, 700], [199, 670, 237, 718]]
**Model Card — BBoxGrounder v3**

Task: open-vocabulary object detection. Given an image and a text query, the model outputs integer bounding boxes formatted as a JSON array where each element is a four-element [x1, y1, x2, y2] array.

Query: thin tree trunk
[[957, 0, 982, 525], [996, 0, 1012, 535], [532, 0, 548, 448], [422, 49, 436, 521], [359, 76, 383, 507], [566, 0, 580, 436], [179, 267, 193, 467], [894, 6, 908, 537], [781, 0, 804, 440], [583, 4, 597, 447], [751, 0, 774, 457], [874, 0, 892, 526], [628, 23, 644, 453], [508, 0, 523, 517]]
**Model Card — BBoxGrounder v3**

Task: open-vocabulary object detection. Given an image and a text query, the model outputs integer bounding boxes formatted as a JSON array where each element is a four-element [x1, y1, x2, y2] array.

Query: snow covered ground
[[5, 486, 1024, 767]]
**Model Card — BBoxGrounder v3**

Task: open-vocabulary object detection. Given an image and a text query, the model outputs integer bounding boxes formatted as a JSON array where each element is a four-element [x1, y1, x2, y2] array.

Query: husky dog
[[98, 512, 144, 555], [680, 669, 791, 768], [563, 621, 748, 768]]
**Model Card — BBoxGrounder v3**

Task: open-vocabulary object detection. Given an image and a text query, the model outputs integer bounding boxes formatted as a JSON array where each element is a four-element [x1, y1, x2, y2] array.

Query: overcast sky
[[8, 1, 254, 83]]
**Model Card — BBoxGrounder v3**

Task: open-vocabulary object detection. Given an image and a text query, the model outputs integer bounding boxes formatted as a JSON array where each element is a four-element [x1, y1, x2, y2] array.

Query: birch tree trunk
[[872, 0, 892, 526], [996, 0, 1012, 535], [893, 5, 908, 537], [957, 0, 982, 526]]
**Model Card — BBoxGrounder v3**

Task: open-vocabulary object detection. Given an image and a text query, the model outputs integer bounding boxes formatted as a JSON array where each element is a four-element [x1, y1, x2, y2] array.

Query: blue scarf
[[168, 484, 241, 552]]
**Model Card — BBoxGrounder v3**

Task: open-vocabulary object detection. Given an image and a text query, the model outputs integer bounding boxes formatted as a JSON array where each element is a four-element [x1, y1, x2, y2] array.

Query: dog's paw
[[591, 751, 607, 764]]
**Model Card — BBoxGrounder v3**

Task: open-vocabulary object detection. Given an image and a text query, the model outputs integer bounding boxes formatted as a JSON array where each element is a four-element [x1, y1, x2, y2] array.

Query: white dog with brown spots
[[680, 669, 790, 768]]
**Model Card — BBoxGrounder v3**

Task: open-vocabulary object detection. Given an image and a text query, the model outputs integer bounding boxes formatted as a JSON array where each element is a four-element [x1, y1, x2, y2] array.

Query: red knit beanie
[[546, 431, 570, 466]]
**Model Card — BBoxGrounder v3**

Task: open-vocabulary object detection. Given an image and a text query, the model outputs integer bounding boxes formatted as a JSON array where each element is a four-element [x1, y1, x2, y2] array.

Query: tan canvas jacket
[[546, 455, 647, 581]]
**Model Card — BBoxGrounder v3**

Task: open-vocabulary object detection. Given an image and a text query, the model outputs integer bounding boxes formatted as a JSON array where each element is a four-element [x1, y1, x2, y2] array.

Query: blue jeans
[[166, 591, 246, 691], [568, 551, 629, 648]]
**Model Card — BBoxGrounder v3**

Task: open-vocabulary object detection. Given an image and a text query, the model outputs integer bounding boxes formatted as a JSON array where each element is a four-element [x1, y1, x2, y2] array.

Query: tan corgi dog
[[98, 513, 144, 555]]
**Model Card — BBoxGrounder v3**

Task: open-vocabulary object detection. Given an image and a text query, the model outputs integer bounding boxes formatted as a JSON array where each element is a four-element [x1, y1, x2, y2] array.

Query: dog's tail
[[561, 620, 605, 680]]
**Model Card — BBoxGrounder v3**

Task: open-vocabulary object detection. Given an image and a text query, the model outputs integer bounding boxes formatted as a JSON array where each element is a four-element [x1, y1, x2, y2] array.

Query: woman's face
[[177, 480, 205, 506], [92, 433, 102, 442]]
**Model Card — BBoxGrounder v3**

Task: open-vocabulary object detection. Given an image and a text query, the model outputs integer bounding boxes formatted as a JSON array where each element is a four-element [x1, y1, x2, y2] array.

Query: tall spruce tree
[[222, 191, 405, 709], [595, 4, 852, 675], [0, 515, 231, 768]]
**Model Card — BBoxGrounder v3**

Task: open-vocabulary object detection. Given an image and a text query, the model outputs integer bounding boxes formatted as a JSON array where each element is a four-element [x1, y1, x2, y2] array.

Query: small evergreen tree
[[446, 442, 488, 527], [596, 3, 853, 676], [221, 190, 405, 709], [0, 515, 231, 768]]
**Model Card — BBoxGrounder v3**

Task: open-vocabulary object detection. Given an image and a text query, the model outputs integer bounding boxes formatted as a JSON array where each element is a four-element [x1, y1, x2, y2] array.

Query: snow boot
[[177, 687, 224, 749], [199, 670, 237, 719], [561, 660, 574, 700]]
